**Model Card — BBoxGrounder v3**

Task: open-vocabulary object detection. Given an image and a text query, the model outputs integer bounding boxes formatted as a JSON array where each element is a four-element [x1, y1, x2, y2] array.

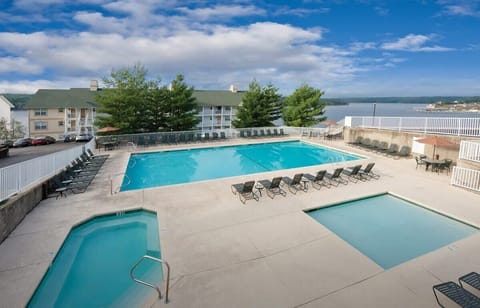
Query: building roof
[[193, 90, 244, 107], [0, 95, 15, 108], [25, 88, 97, 109], [25, 88, 245, 109]]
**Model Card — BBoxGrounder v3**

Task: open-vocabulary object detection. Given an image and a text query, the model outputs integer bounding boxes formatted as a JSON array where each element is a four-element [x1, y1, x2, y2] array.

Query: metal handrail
[[109, 173, 130, 195], [130, 255, 170, 303]]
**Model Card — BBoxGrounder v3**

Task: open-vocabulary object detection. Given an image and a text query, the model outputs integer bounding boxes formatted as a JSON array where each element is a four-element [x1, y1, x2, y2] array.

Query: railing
[[0, 140, 95, 202], [459, 141, 480, 163], [130, 255, 170, 303], [451, 167, 480, 193], [345, 116, 480, 137]]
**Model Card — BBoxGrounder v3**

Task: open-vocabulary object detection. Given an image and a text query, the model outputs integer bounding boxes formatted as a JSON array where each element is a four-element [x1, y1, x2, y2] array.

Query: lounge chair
[[87, 149, 109, 159], [258, 177, 287, 199], [379, 143, 398, 155], [304, 170, 330, 190], [459, 272, 480, 297], [325, 167, 348, 186], [357, 162, 380, 179], [391, 146, 411, 158], [342, 165, 364, 183], [433, 281, 480, 308], [282, 173, 306, 194], [231, 180, 259, 204]]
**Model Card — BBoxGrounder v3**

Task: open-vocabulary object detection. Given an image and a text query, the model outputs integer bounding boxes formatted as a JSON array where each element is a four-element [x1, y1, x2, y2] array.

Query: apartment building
[[25, 82, 244, 137], [25, 82, 98, 138]]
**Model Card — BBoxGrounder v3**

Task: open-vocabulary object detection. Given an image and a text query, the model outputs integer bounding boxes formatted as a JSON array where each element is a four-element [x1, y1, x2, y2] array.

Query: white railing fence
[[459, 141, 480, 163], [345, 116, 480, 137], [0, 140, 95, 202], [451, 167, 480, 193]]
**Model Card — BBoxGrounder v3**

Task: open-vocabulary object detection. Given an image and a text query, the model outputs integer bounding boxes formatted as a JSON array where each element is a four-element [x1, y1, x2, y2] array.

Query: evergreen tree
[[232, 80, 282, 128], [163, 75, 199, 131], [95, 64, 153, 133], [283, 83, 326, 127]]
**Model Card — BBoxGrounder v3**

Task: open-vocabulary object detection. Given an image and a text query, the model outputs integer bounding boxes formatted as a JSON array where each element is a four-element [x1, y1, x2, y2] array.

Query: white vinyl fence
[[345, 117, 480, 137], [459, 140, 480, 163], [451, 166, 480, 193], [0, 140, 95, 202]]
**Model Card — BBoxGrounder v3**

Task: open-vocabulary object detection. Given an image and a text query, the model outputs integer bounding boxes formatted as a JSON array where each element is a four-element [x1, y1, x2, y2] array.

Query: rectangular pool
[[306, 194, 478, 269], [121, 140, 361, 191]]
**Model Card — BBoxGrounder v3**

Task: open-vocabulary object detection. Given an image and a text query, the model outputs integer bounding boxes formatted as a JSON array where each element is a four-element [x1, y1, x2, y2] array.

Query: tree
[[163, 75, 199, 131], [232, 80, 282, 128], [95, 64, 153, 133], [282, 83, 326, 127]]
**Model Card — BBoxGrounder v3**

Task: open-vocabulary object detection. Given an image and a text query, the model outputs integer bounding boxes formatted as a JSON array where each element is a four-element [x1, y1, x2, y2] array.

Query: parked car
[[0, 139, 14, 148], [13, 138, 32, 147], [59, 133, 76, 142], [0, 145, 8, 158], [32, 136, 56, 146], [75, 134, 93, 142]]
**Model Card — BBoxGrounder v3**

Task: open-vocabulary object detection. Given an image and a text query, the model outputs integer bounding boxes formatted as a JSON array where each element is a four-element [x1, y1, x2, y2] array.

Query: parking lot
[[0, 142, 85, 168]]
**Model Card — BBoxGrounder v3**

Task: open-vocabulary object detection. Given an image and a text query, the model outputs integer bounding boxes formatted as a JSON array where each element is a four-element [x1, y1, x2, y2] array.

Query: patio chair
[[437, 159, 453, 175], [259, 129, 265, 137], [246, 130, 252, 138], [415, 155, 427, 170], [148, 135, 157, 146], [161, 134, 169, 144], [279, 128, 286, 136], [258, 177, 287, 199], [252, 130, 258, 138], [220, 132, 226, 140], [342, 165, 364, 183], [186, 133, 195, 143], [231, 180, 259, 204], [358, 162, 380, 179], [266, 129, 272, 136], [459, 272, 480, 298], [273, 128, 279, 136], [282, 173, 306, 194], [195, 133, 203, 142], [304, 170, 330, 190], [239, 130, 246, 138], [325, 167, 348, 186], [178, 133, 186, 143], [212, 132, 219, 140], [168, 133, 177, 144], [203, 132, 210, 142], [433, 281, 480, 308]]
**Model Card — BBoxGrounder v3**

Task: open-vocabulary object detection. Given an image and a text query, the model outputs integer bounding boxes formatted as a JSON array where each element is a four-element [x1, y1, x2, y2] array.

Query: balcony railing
[[345, 117, 480, 137], [451, 166, 480, 193]]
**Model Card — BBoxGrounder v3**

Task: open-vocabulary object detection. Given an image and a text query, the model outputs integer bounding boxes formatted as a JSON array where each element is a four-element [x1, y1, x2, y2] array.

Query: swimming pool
[[306, 194, 478, 269], [28, 210, 163, 307], [121, 140, 361, 191]]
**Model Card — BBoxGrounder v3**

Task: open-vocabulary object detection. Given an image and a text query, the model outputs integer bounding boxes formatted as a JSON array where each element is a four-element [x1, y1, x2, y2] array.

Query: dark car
[[13, 138, 32, 147], [32, 136, 56, 146], [64, 134, 76, 142]]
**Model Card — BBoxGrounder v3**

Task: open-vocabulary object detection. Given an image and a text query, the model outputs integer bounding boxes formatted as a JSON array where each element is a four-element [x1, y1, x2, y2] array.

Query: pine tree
[[283, 83, 326, 127], [163, 75, 199, 131]]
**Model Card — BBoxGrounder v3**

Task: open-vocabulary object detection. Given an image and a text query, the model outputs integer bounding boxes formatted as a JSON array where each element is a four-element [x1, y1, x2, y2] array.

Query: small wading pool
[[121, 140, 361, 191], [28, 210, 163, 308], [306, 193, 478, 269]]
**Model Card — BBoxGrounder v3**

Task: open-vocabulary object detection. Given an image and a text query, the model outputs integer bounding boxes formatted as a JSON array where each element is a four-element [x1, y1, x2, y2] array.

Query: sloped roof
[[193, 90, 244, 107], [25, 88, 97, 109], [0, 95, 15, 108], [25, 88, 244, 109]]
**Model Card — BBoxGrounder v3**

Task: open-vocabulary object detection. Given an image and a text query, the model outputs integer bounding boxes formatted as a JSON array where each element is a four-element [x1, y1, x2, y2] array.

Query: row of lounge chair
[[348, 137, 411, 158], [231, 163, 380, 203], [239, 128, 286, 138], [136, 131, 227, 147], [433, 272, 480, 307], [50, 149, 109, 198]]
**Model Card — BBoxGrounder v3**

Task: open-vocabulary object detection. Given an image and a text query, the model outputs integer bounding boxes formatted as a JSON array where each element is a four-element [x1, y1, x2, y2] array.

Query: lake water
[[324, 103, 480, 123]]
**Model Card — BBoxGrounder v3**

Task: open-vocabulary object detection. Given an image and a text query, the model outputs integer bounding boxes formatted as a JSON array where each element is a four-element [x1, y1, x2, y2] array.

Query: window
[[224, 116, 230, 121], [58, 108, 64, 113], [58, 121, 64, 127], [34, 122, 48, 130], [34, 108, 47, 116], [225, 106, 231, 111]]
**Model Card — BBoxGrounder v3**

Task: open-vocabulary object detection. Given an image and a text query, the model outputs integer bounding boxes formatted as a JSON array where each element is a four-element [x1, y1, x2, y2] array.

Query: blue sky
[[0, 0, 479, 97]]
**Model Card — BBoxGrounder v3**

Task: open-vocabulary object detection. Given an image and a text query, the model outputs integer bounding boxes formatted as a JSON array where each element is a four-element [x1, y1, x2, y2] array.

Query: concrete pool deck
[[1, 137, 480, 307]]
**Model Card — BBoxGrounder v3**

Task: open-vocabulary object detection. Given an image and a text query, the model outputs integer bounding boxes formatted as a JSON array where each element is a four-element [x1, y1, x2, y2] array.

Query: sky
[[0, 0, 479, 97]]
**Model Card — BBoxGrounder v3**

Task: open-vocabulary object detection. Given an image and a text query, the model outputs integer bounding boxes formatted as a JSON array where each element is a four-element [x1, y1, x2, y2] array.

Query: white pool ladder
[[130, 255, 170, 303]]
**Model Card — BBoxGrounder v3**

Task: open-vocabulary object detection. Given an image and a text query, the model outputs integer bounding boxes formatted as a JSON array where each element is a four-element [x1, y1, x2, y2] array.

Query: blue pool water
[[121, 140, 360, 191], [28, 210, 163, 308], [306, 194, 478, 269]]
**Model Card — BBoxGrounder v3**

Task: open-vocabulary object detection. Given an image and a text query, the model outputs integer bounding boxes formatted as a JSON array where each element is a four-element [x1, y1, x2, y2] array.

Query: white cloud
[[381, 34, 453, 52], [177, 5, 265, 21], [438, 1, 480, 17], [0, 57, 43, 74]]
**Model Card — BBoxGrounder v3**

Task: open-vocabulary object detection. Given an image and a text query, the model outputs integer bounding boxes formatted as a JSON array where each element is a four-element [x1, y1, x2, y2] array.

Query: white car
[[75, 134, 93, 142]]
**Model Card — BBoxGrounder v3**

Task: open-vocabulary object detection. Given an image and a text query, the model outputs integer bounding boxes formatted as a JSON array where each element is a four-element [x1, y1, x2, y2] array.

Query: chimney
[[90, 80, 99, 91], [229, 84, 238, 93]]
